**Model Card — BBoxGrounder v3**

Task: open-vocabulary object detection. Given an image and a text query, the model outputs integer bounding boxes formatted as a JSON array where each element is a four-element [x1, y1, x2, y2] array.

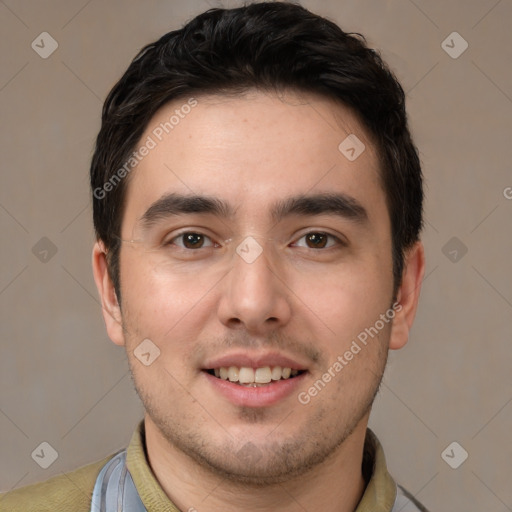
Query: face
[[97, 90, 407, 484]]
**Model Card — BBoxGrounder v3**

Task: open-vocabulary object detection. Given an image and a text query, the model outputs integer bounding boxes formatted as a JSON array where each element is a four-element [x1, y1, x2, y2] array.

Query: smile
[[206, 366, 305, 386]]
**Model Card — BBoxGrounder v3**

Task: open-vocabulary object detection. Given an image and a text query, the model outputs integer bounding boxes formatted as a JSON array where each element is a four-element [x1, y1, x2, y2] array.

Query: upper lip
[[203, 351, 309, 371]]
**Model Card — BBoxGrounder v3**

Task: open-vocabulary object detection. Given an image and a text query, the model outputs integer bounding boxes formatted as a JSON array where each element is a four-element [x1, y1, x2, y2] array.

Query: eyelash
[[165, 230, 345, 251]]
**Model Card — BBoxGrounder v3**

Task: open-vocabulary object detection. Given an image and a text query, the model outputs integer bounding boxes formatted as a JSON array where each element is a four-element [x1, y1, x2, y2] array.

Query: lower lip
[[202, 371, 307, 408]]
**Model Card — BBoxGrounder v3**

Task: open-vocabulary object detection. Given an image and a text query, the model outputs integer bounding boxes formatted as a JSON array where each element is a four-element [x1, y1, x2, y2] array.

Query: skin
[[93, 89, 425, 512]]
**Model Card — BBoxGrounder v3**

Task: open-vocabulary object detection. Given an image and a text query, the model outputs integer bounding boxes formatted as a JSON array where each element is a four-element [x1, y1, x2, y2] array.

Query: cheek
[[119, 252, 219, 344], [289, 257, 391, 342]]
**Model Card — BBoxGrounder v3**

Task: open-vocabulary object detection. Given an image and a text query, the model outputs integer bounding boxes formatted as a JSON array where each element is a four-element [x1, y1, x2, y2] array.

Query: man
[[1, 2, 427, 511]]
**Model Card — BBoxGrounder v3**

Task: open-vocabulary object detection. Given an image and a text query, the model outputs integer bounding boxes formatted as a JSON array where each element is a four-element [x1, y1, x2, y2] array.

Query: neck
[[144, 415, 368, 512]]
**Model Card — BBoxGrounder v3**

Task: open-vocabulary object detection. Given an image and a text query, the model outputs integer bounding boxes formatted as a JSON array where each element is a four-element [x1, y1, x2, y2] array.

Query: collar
[[126, 420, 397, 512]]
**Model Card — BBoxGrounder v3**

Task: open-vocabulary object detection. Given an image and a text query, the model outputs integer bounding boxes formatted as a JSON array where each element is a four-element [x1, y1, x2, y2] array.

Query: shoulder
[[0, 454, 113, 512], [393, 484, 430, 512]]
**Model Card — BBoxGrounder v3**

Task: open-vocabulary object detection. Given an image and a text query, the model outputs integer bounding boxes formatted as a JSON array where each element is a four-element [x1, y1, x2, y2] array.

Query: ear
[[389, 241, 426, 350], [92, 241, 125, 347]]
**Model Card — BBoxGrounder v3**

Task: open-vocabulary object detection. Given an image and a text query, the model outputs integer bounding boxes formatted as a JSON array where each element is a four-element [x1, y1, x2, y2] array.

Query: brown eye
[[291, 231, 344, 251], [183, 233, 204, 248], [305, 232, 329, 248], [172, 232, 214, 249]]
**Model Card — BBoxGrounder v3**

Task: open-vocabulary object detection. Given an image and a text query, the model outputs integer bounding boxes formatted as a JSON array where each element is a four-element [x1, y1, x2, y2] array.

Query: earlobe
[[92, 241, 126, 347], [389, 241, 426, 350]]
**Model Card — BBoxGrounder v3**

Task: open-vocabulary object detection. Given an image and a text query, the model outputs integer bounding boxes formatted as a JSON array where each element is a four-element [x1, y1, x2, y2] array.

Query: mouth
[[204, 366, 307, 387]]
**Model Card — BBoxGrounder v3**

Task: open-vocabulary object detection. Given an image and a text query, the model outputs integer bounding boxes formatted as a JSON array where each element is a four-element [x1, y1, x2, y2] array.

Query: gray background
[[1, 1, 511, 510]]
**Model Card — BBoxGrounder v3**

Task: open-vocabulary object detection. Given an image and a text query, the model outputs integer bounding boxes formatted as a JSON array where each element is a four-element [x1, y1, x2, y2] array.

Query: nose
[[216, 241, 292, 334]]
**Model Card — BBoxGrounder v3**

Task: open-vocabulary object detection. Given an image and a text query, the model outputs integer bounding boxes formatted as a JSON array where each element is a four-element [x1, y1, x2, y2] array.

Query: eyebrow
[[138, 192, 368, 228]]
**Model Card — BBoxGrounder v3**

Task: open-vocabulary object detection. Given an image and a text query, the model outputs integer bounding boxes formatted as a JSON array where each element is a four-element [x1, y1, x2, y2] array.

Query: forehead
[[121, 90, 386, 232]]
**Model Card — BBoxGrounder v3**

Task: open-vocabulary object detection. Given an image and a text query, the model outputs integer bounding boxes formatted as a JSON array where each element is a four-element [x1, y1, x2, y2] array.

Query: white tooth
[[290, 369, 298, 377], [220, 367, 228, 380], [239, 367, 255, 384], [214, 368, 220, 378], [228, 366, 239, 382], [271, 366, 282, 380], [255, 366, 272, 383], [282, 367, 291, 379]]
